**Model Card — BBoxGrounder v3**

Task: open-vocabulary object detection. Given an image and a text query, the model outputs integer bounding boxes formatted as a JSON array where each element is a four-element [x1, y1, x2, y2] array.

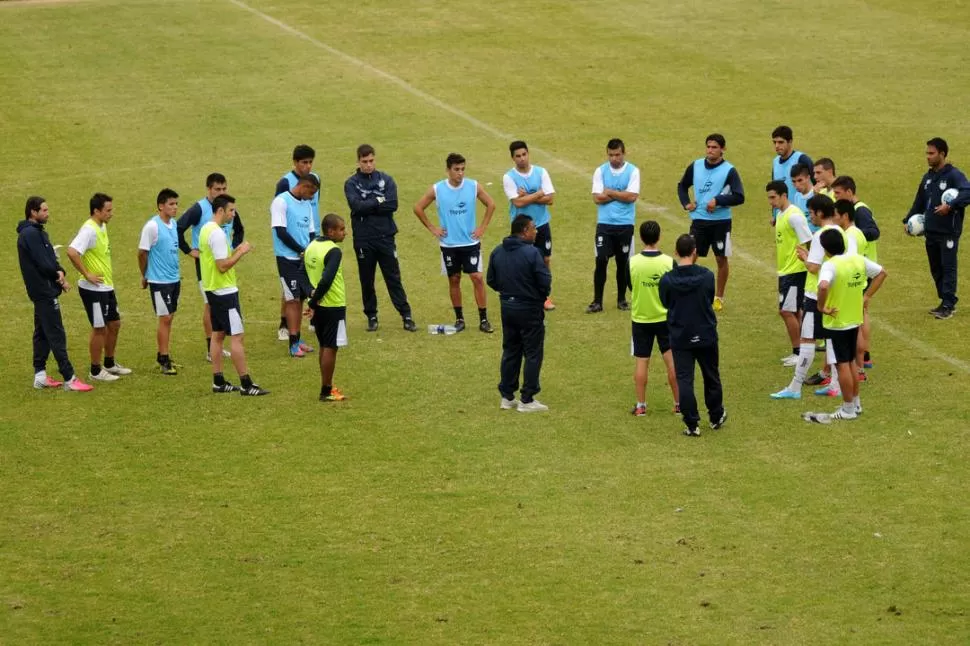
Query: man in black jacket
[[17, 196, 92, 392], [659, 234, 725, 436], [486, 215, 552, 412], [344, 144, 417, 332], [903, 137, 970, 319]]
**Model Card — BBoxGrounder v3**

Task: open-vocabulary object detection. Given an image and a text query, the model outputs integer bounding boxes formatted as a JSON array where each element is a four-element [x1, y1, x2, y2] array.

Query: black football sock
[[454, 306, 464, 320], [91, 363, 102, 376], [241, 374, 254, 389], [478, 308, 488, 322], [104, 356, 116, 369], [213, 372, 226, 386]]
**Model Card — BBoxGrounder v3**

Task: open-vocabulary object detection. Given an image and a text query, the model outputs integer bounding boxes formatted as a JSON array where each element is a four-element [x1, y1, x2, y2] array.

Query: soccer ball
[[906, 213, 925, 237], [942, 188, 959, 205]]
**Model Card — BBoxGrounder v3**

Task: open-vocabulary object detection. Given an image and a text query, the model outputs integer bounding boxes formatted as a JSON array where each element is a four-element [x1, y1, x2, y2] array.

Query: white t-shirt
[[206, 227, 238, 296], [818, 256, 883, 285], [270, 195, 288, 228], [138, 218, 164, 251], [786, 207, 814, 244], [591, 162, 641, 195], [502, 166, 555, 200], [805, 226, 858, 298], [69, 223, 113, 292]]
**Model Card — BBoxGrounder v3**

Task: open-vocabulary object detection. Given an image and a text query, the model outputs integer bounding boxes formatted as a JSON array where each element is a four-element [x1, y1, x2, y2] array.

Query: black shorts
[[825, 327, 859, 364], [207, 291, 244, 336], [778, 272, 806, 312], [79, 288, 120, 328], [690, 219, 732, 257], [277, 256, 313, 301], [595, 223, 635, 260], [149, 282, 181, 317], [631, 321, 670, 358], [534, 223, 552, 258], [800, 296, 825, 340], [311, 306, 348, 348], [441, 243, 482, 276], [194, 256, 202, 281]]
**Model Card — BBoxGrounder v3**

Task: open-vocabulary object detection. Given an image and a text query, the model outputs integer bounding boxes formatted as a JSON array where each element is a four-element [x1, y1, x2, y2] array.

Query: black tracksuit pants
[[925, 232, 960, 308], [498, 305, 545, 403], [354, 236, 412, 319], [672, 343, 723, 431], [33, 297, 74, 380]]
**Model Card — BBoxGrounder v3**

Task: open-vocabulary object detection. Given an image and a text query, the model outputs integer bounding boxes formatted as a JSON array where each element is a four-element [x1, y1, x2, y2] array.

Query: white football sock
[[788, 342, 815, 391]]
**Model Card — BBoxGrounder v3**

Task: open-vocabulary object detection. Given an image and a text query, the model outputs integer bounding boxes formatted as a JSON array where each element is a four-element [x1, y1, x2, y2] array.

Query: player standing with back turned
[[629, 220, 678, 416]]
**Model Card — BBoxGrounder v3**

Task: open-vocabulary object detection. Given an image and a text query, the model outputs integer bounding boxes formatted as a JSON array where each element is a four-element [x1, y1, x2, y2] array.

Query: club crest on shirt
[[939, 181, 948, 191], [947, 239, 955, 249], [378, 179, 385, 189]]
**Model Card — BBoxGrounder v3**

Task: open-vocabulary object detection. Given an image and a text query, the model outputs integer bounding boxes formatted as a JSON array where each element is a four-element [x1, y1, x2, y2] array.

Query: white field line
[[230, 0, 970, 374]]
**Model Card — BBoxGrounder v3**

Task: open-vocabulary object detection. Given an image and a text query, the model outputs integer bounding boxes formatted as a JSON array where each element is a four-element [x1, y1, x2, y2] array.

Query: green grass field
[[2, 0, 970, 643]]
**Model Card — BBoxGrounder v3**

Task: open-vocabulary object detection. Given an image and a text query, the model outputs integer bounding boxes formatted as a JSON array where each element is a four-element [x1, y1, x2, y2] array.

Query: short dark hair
[[640, 220, 661, 245], [212, 194, 235, 214], [292, 144, 315, 161], [814, 157, 836, 173], [820, 228, 846, 256], [25, 196, 45, 220], [927, 137, 949, 157], [831, 175, 857, 193], [446, 153, 465, 168], [297, 173, 320, 188], [706, 133, 726, 148], [322, 212, 344, 233], [766, 180, 788, 196], [89, 192, 112, 214], [790, 163, 811, 179], [509, 140, 528, 156], [607, 138, 625, 152], [156, 188, 179, 206], [772, 125, 793, 142], [834, 199, 856, 221], [206, 172, 227, 188], [807, 194, 835, 219], [357, 144, 375, 159], [675, 233, 696, 258], [511, 214, 533, 235]]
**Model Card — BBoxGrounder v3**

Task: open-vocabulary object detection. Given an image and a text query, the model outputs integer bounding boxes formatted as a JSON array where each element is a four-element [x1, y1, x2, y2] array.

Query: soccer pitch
[[2, 0, 970, 643]]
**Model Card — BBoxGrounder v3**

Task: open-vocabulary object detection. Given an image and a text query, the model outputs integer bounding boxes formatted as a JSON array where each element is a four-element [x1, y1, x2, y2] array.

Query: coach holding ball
[[903, 137, 970, 320]]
